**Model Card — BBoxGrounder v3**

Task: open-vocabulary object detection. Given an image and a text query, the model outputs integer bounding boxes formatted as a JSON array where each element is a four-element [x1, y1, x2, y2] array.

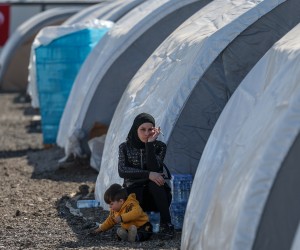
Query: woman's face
[[137, 122, 154, 143]]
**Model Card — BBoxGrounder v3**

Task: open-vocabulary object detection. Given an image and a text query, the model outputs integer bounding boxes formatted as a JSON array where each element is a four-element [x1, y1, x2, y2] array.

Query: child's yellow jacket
[[100, 193, 149, 231]]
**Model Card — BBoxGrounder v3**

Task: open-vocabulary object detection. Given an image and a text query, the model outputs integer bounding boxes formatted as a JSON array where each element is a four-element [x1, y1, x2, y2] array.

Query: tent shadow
[[0, 148, 33, 158], [54, 193, 122, 249], [27, 146, 98, 183], [54, 193, 172, 249]]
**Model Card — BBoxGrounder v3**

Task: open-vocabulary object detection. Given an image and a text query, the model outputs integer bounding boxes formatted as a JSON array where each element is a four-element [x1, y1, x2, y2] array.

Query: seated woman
[[118, 113, 174, 239]]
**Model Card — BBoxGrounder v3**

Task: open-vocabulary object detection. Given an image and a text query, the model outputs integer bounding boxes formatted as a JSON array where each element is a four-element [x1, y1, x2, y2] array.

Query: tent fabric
[[27, 19, 114, 108], [64, 0, 145, 25], [165, 0, 300, 175], [292, 220, 300, 250], [0, 7, 82, 91], [252, 131, 300, 250], [57, 0, 208, 151], [29, 0, 143, 108], [95, 0, 284, 207], [181, 23, 300, 250], [63, 1, 123, 25]]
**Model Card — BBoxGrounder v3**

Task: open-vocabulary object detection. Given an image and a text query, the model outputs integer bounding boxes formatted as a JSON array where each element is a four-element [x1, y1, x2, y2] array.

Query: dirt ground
[[0, 93, 181, 250]]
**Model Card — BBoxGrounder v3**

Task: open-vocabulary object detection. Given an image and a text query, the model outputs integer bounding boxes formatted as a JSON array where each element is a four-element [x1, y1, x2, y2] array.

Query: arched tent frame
[[28, 0, 145, 108], [95, 0, 286, 206], [63, 0, 124, 25], [181, 23, 300, 249], [57, 0, 209, 151], [0, 7, 83, 91], [165, 0, 300, 175]]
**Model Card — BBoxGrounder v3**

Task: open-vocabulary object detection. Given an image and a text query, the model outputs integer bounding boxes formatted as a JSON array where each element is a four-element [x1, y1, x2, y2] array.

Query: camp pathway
[[0, 92, 181, 249]]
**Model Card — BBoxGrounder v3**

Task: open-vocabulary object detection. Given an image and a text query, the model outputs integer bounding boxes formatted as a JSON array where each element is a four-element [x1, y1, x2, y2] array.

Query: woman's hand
[[148, 127, 161, 142], [149, 171, 165, 186]]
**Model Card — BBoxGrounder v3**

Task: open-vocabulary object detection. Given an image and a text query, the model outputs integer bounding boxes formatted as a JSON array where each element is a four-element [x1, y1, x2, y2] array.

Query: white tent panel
[[292, 224, 300, 250], [182, 23, 300, 250], [0, 7, 82, 91], [63, 0, 124, 25], [95, 0, 284, 207], [28, 0, 143, 108], [57, 0, 203, 149]]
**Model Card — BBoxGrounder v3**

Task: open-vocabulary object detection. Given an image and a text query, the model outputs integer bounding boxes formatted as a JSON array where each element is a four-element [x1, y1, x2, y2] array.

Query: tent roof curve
[[0, 7, 83, 91], [181, 22, 300, 250], [57, 0, 205, 148], [95, 0, 285, 208]]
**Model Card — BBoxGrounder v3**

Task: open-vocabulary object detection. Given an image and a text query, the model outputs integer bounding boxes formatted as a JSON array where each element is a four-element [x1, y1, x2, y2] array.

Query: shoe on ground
[[128, 225, 137, 243], [117, 227, 128, 241], [159, 223, 175, 240]]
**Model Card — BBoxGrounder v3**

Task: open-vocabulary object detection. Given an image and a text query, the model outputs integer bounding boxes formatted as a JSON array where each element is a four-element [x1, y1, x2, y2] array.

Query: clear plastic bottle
[[148, 211, 160, 233], [171, 202, 186, 230], [77, 200, 101, 208], [172, 174, 193, 203], [172, 178, 182, 202]]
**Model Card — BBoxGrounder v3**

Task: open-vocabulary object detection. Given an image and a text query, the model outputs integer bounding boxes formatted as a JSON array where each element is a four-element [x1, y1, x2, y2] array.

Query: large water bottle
[[181, 176, 193, 202], [172, 178, 182, 202], [148, 211, 160, 233], [77, 200, 101, 208], [170, 202, 186, 230]]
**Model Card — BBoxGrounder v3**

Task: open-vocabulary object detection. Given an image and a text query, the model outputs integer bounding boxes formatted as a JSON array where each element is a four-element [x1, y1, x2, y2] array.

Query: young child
[[92, 183, 153, 242]]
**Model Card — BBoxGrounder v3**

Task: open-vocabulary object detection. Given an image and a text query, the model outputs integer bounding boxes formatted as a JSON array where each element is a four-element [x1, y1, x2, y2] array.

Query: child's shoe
[[128, 225, 137, 242], [117, 227, 128, 241]]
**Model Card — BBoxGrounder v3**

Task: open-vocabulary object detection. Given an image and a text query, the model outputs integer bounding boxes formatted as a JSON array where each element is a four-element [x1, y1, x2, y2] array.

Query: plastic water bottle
[[170, 202, 186, 230], [172, 178, 182, 202], [148, 212, 160, 233], [172, 174, 193, 203], [77, 200, 101, 208]]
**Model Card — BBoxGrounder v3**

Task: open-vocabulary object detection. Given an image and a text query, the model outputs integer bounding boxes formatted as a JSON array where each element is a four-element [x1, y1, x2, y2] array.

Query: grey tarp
[[57, 0, 211, 153], [95, 0, 287, 207], [0, 7, 82, 91], [253, 131, 300, 250], [182, 22, 300, 250]]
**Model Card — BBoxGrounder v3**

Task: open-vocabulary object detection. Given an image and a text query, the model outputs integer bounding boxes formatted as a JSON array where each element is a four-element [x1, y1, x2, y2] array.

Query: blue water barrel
[[35, 27, 109, 144]]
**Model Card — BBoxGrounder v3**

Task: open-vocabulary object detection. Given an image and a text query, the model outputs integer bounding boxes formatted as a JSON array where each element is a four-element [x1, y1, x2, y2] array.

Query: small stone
[[15, 210, 21, 216]]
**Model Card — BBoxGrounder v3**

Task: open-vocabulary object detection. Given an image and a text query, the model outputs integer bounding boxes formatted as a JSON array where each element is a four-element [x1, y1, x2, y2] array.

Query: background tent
[[57, 0, 211, 154], [165, 0, 300, 175], [28, 0, 145, 108], [0, 7, 83, 92], [63, 0, 144, 25], [181, 22, 300, 250], [95, 0, 296, 205]]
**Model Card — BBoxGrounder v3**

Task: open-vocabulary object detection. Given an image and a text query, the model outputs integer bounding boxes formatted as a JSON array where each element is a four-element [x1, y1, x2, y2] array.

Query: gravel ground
[[0, 92, 181, 250]]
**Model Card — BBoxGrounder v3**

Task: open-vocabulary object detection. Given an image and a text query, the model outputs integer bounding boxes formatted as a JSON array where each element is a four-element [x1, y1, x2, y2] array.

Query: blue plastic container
[[170, 201, 187, 230], [147, 211, 160, 233], [169, 174, 193, 230], [35, 27, 110, 144], [171, 174, 193, 203]]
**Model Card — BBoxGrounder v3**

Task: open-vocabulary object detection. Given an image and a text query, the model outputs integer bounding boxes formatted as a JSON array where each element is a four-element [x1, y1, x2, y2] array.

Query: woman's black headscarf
[[127, 113, 155, 149]]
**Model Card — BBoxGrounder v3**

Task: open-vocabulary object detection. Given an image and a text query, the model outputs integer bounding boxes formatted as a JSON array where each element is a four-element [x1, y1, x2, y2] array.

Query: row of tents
[[1, 0, 300, 249]]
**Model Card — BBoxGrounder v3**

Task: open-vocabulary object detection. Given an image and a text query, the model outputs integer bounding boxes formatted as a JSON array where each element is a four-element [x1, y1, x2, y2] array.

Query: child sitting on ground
[[91, 183, 153, 242]]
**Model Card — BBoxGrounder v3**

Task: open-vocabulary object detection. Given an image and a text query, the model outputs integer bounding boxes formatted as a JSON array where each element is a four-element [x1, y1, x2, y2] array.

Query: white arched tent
[[63, 0, 126, 25], [181, 22, 300, 250], [0, 7, 82, 91], [57, 0, 210, 153], [28, 0, 145, 108], [95, 0, 299, 205]]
